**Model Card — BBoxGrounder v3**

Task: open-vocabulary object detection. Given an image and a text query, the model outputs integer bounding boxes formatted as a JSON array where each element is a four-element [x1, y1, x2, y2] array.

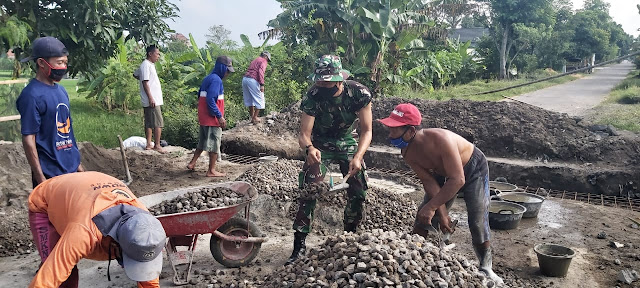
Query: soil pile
[[149, 187, 244, 215], [371, 98, 640, 165], [222, 102, 304, 159], [0, 207, 31, 257], [225, 98, 640, 166]]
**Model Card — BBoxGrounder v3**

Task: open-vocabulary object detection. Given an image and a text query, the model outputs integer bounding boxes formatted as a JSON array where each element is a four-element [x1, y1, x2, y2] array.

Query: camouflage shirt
[[301, 80, 372, 142]]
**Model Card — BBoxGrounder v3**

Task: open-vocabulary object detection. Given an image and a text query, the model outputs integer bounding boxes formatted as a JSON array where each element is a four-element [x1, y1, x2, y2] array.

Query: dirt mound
[[371, 98, 640, 165], [225, 98, 640, 167], [0, 142, 33, 206], [0, 207, 31, 257], [222, 101, 304, 159]]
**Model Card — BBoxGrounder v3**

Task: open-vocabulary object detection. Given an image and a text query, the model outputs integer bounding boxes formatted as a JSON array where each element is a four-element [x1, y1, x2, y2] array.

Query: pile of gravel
[[239, 160, 418, 233], [149, 187, 244, 215], [361, 187, 417, 232], [237, 159, 303, 202], [262, 230, 491, 287]]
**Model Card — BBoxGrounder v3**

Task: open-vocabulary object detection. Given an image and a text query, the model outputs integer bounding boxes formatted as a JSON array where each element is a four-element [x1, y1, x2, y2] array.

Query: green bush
[[635, 56, 640, 69], [0, 57, 13, 71], [615, 87, 640, 104], [163, 106, 199, 149]]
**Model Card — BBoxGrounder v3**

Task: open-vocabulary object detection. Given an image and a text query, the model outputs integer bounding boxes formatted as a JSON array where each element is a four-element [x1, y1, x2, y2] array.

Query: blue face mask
[[390, 136, 409, 149], [389, 127, 411, 148]]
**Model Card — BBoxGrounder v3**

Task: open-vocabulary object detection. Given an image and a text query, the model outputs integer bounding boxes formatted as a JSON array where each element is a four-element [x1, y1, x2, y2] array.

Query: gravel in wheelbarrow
[[148, 187, 246, 215]]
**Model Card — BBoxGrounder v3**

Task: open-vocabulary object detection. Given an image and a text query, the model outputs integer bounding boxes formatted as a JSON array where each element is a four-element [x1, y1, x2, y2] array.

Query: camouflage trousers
[[292, 151, 369, 233]]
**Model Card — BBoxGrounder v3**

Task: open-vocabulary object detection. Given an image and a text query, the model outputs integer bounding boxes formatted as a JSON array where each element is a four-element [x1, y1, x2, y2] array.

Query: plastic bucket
[[500, 192, 545, 218], [488, 201, 526, 230], [534, 243, 576, 277]]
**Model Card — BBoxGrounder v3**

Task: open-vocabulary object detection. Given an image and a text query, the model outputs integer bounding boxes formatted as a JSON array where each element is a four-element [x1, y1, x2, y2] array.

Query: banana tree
[[178, 33, 215, 87], [263, 0, 435, 91], [78, 35, 141, 111], [356, 0, 436, 91]]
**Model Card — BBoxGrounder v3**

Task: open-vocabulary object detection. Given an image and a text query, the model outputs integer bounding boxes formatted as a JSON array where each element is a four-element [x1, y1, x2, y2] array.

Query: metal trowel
[[426, 219, 459, 251]]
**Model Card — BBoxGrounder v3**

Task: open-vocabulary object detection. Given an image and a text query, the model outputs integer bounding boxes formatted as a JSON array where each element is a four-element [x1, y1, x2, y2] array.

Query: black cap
[[20, 37, 69, 63], [216, 55, 235, 72]]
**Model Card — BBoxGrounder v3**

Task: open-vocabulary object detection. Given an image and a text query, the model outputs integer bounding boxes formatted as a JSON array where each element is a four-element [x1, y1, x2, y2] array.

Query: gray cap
[[260, 51, 272, 62], [216, 55, 235, 72], [20, 36, 69, 63], [93, 205, 166, 282]]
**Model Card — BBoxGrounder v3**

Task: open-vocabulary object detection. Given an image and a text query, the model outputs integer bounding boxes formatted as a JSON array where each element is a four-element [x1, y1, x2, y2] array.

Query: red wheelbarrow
[[138, 181, 267, 285]]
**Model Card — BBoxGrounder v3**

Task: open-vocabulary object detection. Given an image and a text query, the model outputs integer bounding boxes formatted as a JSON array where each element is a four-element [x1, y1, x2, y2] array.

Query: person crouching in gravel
[[378, 103, 504, 285], [285, 55, 373, 266]]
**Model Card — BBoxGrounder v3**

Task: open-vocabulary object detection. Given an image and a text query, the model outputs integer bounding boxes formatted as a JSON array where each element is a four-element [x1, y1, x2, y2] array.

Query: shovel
[[328, 173, 352, 193]]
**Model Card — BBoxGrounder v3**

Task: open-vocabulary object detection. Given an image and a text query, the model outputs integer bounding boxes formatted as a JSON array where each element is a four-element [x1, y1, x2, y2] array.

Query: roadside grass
[[389, 73, 581, 102], [0, 70, 31, 81], [0, 70, 11, 80], [589, 70, 640, 132], [61, 79, 145, 148]]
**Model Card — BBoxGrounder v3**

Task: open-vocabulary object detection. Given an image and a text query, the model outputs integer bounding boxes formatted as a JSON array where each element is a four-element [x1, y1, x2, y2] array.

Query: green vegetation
[[0, 70, 13, 80], [590, 71, 640, 132], [390, 70, 581, 101], [63, 79, 145, 148], [1, 0, 178, 77], [2, 0, 637, 147]]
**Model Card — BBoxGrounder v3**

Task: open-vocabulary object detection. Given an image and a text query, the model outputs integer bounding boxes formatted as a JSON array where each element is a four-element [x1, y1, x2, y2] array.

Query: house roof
[[171, 33, 189, 42], [448, 28, 489, 47]]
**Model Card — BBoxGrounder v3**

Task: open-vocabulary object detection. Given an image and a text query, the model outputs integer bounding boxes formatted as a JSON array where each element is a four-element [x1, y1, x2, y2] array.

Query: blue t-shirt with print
[[16, 79, 81, 178]]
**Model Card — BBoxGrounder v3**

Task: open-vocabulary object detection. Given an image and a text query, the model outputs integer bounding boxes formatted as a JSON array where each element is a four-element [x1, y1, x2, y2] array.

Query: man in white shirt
[[134, 45, 166, 154]]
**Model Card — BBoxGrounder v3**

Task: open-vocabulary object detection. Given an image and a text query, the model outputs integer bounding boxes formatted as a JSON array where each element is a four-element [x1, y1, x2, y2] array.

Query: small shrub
[[163, 107, 199, 149], [616, 88, 640, 104]]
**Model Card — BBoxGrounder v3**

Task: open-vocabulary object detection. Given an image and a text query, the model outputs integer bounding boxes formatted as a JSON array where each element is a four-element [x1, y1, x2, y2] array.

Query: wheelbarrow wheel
[[210, 217, 262, 268]]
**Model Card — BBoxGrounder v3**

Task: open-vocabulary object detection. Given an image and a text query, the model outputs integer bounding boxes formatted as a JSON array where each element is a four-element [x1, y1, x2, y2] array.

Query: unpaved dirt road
[[1, 194, 639, 288], [513, 61, 635, 116]]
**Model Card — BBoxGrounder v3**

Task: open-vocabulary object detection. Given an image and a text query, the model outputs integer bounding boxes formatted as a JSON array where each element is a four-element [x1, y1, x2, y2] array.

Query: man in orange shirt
[[28, 171, 166, 288]]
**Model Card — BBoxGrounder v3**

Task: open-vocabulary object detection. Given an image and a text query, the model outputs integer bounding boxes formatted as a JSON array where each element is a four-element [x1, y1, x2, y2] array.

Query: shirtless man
[[378, 103, 503, 285]]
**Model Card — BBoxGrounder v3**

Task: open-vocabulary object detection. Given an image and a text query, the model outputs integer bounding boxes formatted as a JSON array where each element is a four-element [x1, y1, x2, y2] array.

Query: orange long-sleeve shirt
[[28, 171, 160, 288]]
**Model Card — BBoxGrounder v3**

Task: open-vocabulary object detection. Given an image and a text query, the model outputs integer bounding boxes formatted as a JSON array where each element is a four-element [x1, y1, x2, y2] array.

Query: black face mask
[[42, 60, 67, 82], [316, 84, 340, 98]]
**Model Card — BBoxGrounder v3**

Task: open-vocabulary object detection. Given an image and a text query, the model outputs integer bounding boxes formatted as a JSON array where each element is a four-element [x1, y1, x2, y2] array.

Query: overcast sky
[[167, 0, 639, 48]]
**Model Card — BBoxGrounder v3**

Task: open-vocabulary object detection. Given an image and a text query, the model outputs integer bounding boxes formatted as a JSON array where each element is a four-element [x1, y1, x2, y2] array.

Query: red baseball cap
[[378, 103, 422, 127]]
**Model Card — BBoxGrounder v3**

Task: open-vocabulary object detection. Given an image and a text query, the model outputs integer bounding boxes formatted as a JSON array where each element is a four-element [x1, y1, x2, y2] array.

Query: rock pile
[[239, 160, 418, 232], [148, 187, 244, 215], [262, 230, 490, 287], [361, 188, 417, 233], [237, 159, 303, 202]]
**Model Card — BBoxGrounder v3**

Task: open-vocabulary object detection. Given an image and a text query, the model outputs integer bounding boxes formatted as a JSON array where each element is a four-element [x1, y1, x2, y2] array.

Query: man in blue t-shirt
[[17, 36, 84, 189]]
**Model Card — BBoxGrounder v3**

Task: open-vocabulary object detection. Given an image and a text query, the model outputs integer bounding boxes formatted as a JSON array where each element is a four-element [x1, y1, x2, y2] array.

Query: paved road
[[513, 61, 635, 116]]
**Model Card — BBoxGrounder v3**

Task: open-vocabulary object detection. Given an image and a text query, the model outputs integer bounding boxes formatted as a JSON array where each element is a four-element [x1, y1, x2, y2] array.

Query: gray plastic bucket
[[534, 243, 576, 277]]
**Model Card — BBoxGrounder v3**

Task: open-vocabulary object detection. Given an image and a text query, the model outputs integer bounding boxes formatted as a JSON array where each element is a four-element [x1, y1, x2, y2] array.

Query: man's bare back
[[403, 128, 474, 178]]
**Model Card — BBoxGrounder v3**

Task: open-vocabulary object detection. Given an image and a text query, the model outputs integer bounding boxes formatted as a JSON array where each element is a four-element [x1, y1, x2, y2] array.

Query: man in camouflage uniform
[[286, 55, 373, 265]]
